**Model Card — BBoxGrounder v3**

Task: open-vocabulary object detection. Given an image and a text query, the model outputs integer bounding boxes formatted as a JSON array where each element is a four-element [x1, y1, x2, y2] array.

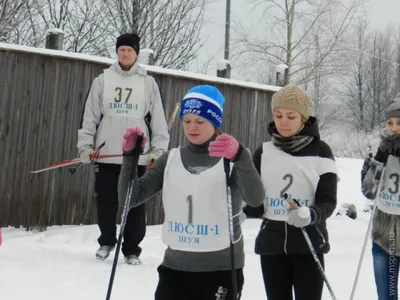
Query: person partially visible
[[361, 97, 400, 300]]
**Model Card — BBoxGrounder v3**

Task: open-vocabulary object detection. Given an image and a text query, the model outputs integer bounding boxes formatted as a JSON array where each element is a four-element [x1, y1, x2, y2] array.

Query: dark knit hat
[[385, 96, 400, 120], [116, 33, 140, 55], [271, 84, 312, 120]]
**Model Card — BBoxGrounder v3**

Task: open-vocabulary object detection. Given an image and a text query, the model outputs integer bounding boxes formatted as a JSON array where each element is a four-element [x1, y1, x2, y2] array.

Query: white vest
[[161, 148, 236, 252], [102, 69, 145, 118], [95, 69, 149, 165], [377, 155, 400, 215], [260, 142, 338, 221]]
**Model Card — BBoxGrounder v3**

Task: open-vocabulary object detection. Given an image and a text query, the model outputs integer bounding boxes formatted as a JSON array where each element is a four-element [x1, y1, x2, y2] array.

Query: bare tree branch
[[98, 0, 208, 69], [233, 0, 366, 84], [0, 0, 28, 42]]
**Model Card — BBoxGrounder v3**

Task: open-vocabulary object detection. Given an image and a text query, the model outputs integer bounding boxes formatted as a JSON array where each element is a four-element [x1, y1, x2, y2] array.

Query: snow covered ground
[[0, 158, 385, 299]]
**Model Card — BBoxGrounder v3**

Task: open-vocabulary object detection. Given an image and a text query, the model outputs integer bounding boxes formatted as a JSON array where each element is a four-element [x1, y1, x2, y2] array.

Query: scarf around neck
[[268, 117, 320, 153], [271, 131, 314, 153]]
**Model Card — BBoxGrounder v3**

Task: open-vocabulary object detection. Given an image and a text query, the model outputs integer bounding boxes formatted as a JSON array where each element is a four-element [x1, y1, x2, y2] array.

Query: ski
[[68, 141, 106, 175], [30, 142, 106, 174], [167, 101, 180, 129], [30, 102, 181, 174], [30, 154, 121, 174]]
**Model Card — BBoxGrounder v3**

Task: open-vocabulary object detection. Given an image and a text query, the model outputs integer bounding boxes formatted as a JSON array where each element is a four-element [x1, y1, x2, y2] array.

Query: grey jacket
[[77, 61, 169, 165], [118, 139, 265, 271]]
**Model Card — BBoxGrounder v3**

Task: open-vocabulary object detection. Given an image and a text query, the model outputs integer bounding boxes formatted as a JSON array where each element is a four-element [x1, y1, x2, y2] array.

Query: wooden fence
[[0, 44, 277, 227]]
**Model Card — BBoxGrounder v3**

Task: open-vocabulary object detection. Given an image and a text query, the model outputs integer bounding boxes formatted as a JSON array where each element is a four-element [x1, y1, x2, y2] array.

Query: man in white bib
[[77, 33, 169, 265]]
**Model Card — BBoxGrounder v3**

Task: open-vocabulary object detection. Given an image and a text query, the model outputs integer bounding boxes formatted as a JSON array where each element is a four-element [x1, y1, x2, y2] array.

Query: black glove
[[242, 204, 264, 219], [375, 136, 393, 163], [391, 134, 400, 157]]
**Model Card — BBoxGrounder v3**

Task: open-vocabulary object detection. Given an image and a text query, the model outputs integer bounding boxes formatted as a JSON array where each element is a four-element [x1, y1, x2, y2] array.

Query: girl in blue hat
[[118, 85, 265, 300]]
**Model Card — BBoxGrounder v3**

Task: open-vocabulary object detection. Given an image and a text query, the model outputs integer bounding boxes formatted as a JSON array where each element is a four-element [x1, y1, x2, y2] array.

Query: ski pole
[[286, 195, 338, 300], [367, 145, 373, 159], [105, 135, 144, 300], [223, 158, 239, 300], [350, 165, 386, 300]]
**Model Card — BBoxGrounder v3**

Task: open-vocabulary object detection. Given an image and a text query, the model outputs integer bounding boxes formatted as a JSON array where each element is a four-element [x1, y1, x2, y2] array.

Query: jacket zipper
[[261, 219, 268, 230], [284, 222, 288, 254], [314, 225, 326, 243]]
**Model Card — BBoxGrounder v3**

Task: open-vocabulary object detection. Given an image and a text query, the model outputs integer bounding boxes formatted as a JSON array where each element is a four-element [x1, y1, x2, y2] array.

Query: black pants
[[154, 265, 244, 300], [94, 163, 146, 257], [260, 254, 324, 300]]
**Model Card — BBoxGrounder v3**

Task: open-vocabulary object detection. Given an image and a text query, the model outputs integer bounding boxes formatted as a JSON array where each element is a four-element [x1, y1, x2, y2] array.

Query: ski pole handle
[[223, 158, 230, 182], [129, 135, 144, 175], [133, 135, 144, 156], [283, 193, 298, 210]]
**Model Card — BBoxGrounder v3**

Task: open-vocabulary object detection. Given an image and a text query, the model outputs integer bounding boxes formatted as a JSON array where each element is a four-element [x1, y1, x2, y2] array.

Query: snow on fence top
[[45, 28, 65, 35], [0, 42, 280, 93], [217, 59, 230, 70]]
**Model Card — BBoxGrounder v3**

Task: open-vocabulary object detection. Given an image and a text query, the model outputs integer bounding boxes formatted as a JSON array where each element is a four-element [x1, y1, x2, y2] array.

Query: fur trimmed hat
[[271, 84, 312, 120]]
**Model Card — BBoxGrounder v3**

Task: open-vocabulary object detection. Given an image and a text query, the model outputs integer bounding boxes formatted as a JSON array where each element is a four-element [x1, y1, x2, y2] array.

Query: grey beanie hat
[[385, 94, 400, 120]]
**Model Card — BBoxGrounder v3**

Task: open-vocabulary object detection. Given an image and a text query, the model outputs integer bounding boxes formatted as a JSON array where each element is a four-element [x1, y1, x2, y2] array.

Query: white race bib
[[161, 148, 237, 252], [102, 69, 145, 118], [377, 155, 400, 215], [260, 142, 337, 221]]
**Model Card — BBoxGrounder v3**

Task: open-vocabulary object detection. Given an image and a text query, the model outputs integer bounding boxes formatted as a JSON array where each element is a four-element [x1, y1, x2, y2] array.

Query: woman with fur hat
[[361, 97, 400, 300], [117, 85, 265, 300], [243, 84, 338, 300]]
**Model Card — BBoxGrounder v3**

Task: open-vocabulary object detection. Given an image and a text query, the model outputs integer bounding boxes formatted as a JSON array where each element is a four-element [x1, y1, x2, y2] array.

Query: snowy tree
[[337, 19, 370, 131], [8, 0, 112, 53], [233, 0, 366, 85], [0, 0, 28, 42], [5, 0, 208, 69], [99, 0, 208, 69], [339, 22, 400, 132]]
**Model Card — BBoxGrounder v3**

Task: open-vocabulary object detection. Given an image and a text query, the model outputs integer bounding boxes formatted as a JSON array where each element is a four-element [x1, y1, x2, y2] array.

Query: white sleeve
[[77, 75, 103, 152], [148, 77, 170, 155]]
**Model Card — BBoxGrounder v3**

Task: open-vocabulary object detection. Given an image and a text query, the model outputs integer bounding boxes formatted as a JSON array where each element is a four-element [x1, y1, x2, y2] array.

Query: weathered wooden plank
[[0, 49, 274, 227]]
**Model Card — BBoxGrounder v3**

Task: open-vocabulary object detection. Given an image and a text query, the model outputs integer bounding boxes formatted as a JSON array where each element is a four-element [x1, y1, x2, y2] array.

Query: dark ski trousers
[[95, 163, 146, 257], [154, 265, 244, 300], [260, 254, 324, 300]]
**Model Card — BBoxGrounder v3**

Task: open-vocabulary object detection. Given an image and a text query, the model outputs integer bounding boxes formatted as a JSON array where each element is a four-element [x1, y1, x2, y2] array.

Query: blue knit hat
[[179, 85, 225, 129]]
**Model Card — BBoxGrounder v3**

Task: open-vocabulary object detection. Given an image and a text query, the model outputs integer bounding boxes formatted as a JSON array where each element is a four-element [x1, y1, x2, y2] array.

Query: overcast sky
[[190, 0, 400, 75], [366, 0, 400, 28]]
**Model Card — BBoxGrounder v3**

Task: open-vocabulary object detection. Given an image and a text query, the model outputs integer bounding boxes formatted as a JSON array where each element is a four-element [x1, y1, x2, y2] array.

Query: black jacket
[[243, 117, 338, 255]]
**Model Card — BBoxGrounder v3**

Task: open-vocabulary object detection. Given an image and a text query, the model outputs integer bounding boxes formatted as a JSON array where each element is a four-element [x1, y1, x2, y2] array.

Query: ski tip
[[30, 170, 43, 174], [30, 169, 49, 174]]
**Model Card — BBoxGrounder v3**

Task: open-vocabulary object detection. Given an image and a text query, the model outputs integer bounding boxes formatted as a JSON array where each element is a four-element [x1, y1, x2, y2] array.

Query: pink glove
[[121, 127, 147, 152], [208, 134, 240, 159]]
